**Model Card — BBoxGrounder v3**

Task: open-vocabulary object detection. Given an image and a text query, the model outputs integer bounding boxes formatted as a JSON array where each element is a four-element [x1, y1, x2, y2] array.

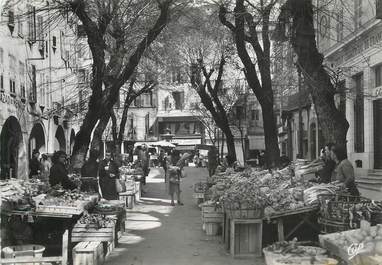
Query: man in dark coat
[[81, 149, 100, 192], [98, 153, 120, 200], [49, 151, 76, 190]]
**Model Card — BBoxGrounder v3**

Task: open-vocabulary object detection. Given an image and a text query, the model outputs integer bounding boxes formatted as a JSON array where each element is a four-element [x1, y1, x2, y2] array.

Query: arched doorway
[[70, 129, 75, 154], [310, 123, 317, 160], [0, 116, 24, 179], [54, 126, 66, 152], [29, 123, 46, 158]]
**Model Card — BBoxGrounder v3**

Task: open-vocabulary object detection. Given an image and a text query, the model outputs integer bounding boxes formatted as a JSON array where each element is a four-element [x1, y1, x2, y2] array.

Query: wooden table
[[265, 206, 320, 242], [1, 209, 82, 265]]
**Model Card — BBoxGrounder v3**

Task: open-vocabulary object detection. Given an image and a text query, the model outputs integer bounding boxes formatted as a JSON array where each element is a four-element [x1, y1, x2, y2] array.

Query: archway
[[29, 123, 46, 158], [310, 123, 317, 160], [1, 116, 23, 179], [70, 129, 75, 155], [54, 126, 66, 152]]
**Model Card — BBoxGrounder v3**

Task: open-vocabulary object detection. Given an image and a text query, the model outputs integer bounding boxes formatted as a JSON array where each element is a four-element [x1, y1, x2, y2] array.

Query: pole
[[298, 66, 304, 158]]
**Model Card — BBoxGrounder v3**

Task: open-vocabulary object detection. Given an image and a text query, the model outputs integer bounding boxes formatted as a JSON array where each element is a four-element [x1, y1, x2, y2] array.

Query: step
[[357, 183, 382, 192], [358, 175, 382, 182], [356, 179, 382, 185], [368, 170, 382, 175], [369, 172, 382, 178]]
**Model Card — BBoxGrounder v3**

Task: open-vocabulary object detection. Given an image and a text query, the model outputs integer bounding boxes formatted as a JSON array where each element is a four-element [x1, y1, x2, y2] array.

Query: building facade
[[0, 2, 80, 179], [317, 0, 381, 174]]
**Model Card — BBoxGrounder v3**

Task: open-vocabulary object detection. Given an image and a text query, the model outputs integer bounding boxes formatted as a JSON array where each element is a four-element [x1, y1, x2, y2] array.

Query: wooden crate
[[72, 241, 104, 265], [230, 218, 262, 258], [135, 181, 141, 201], [71, 222, 115, 243], [205, 223, 220, 236], [225, 208, 263, 219], [119, 192, 135, 209], [202, 205, 223, 223], [35, 204, 84, 215]]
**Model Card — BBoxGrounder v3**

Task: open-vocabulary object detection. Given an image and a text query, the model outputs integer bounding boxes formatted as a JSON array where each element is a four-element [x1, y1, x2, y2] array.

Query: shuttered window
[[354, 73, 364, 153]]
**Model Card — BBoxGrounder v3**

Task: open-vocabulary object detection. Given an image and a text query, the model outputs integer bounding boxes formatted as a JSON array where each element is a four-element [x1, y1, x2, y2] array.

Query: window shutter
[[377, 0, 382, 19]]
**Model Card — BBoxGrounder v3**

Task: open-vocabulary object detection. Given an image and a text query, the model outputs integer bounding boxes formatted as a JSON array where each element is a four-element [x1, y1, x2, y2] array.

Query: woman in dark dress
[[49, 151, 76, 190]]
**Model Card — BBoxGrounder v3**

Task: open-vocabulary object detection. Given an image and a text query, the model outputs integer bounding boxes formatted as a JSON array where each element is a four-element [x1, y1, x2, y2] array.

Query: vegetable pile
[[208, 166, 316, 216]]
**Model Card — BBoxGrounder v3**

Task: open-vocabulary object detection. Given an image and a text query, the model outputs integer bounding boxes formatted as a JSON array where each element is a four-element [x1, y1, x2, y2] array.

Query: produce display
[[320, 222, 382, 260], [304, 183, 343, 205], [78, 213, 114, 229], [263, 239, 338, 265], [1, 179, 47, 202], [119, 166, 143, 175], [208, 166, 317, 216]]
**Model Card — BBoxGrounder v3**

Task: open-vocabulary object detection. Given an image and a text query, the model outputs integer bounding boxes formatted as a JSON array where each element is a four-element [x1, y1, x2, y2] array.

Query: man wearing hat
[[29, 149, 41, 178]]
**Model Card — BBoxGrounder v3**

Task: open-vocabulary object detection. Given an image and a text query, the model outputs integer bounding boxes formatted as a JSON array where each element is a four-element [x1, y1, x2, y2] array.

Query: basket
[[318, 217, 351, 234], [263, 246, 334, 265], [225, 207, 264, 219], [371, 212, 382, 225], [2, 244, 45, 258], [194, 182, 208, 193], [318, 194, 371, 223]]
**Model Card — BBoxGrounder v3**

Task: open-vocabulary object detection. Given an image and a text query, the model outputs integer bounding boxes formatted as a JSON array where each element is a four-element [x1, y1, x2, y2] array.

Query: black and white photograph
[[0, 0, 382, 264]]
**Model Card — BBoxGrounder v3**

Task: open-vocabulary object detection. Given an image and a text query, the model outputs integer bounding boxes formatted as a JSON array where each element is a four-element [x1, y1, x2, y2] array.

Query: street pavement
[[104, 167, 265, 265]]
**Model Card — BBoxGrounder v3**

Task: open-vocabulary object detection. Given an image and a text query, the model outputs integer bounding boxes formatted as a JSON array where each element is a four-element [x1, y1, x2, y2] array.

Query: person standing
[[331, 145, 360, 197], [29, 149, 40, 178], [98, 153, 120, 200], [139, 145, 150, 185], [49, 151, 76, 190], [317, 143, 336, 183], [39, 154, 51, 183], [168, 166, 183, 206], [208, 147, 218, 178], [81, 149, 100, 192]]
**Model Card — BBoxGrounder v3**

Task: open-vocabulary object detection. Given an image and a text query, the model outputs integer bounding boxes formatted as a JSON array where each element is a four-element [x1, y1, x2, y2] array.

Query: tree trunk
[[278, 0, 349, 148], [219, 1, 281, 168], [261, 101, 280, 168], [71, 102, 101, 169], [221, 127, 236, 165], [90, 114, 110, 157]]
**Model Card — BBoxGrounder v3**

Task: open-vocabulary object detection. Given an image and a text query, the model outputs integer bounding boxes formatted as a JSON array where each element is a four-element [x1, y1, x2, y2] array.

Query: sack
[[181, 168, 187, 178], [116, 179, 126, 193]]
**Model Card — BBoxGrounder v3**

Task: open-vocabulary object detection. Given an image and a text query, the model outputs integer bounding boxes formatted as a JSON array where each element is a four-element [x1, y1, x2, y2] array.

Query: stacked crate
[[202, 204, 223, 236]]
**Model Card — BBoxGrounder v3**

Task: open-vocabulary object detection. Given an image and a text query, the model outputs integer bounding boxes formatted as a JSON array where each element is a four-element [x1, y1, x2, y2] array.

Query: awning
[[171, 138, 201, 146], [248, 135, 265, 150], [175, 145, 195, 151]]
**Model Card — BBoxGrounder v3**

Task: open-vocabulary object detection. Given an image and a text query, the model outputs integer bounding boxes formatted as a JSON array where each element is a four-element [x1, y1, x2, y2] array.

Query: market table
[[265, 205, 320, 242], [1, 209, 76, 265]]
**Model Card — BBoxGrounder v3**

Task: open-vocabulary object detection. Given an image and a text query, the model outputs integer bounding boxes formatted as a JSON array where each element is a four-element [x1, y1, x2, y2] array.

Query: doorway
[[1, 116, 23, 179], [374, 99, 382, 169]]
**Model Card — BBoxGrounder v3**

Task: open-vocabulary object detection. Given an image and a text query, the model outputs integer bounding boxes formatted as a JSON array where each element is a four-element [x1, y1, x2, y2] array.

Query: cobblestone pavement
[[104, 167, 265, 265]]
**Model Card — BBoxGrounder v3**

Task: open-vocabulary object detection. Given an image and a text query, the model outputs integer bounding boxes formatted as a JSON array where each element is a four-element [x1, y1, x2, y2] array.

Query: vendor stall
[[0, 174, 131, 264]]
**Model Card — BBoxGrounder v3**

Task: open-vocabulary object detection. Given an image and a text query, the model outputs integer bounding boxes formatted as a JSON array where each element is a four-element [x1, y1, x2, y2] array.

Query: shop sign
[[0, 92, 25, 110], [342, 29, 382, 62], [374, 87, 382, 99]]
